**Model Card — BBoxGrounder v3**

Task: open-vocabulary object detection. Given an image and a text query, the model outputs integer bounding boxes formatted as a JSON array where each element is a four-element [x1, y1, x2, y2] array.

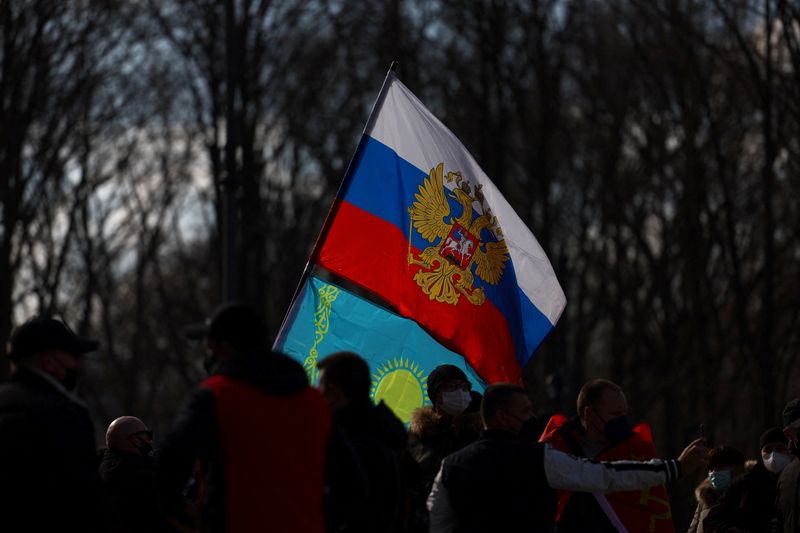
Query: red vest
[[540, 414, 675, 533], [202, 375, 332, 533]]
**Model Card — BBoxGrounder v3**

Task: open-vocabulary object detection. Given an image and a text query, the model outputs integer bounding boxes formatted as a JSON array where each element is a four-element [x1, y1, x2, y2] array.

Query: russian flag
[[275, 70, 565, 419]]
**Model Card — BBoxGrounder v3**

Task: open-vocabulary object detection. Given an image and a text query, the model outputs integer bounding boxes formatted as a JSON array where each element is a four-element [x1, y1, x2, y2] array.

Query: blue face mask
[[708, 469, 733, 490]]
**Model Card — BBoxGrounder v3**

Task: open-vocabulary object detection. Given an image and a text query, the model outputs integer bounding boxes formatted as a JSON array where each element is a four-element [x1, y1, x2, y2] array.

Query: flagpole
[[273, 62, 399, 346]]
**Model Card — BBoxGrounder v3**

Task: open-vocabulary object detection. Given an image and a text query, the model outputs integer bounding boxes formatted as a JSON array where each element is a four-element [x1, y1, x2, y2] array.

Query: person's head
[[317, 352, 371, 411], [184, 302, 267, 374], [7, 316, 99, 390], [577, 378, 630, 445], [427, 364, 473, 417], [760, 426, 792, 477], [481, 383, 534, 435], [106, 416, 154, 457], [782, 399, 800, 451], [707, 445, 745, 491]]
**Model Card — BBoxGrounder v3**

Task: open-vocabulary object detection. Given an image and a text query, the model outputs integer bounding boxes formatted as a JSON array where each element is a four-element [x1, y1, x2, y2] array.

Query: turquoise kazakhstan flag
[[274, 275, 486, 424]]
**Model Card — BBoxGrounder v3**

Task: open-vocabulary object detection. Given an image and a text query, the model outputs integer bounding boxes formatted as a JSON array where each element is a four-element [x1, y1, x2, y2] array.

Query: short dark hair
[[577, 379, 624, 416], [481, 383, 527, 425], [317, 352, 371, 402], [708, 445, 745, 470], [183, 302, 266, 353]]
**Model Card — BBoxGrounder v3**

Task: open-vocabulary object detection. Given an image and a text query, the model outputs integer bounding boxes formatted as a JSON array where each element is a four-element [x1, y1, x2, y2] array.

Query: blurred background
[[2, 1, 799, 526]]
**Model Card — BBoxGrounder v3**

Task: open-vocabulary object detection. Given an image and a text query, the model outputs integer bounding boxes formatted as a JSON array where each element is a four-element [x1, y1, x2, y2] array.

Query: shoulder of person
[[695, 478, 719, 506], [451, 410, 482, 436], [777, 456, 800, 485], [409, 406, 445, 438], [372, 401, 407, 447]]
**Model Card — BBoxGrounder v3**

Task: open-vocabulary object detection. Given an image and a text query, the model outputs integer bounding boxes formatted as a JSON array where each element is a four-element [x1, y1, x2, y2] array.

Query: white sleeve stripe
[[543, 444, 677, 492]]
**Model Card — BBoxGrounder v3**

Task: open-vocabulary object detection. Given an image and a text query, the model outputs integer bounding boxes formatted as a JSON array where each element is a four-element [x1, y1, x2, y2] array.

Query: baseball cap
[[8, 317, 99, 361], [183, 302, 266, 352]]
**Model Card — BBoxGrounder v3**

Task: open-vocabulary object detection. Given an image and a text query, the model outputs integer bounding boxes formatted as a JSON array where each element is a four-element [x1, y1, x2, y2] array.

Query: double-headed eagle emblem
[[407, 163, 509, 306]]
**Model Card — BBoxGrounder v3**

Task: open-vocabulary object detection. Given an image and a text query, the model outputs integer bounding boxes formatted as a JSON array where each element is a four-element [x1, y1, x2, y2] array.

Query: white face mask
[[764, 451, 793, 475], [440, 390, 472, 416]]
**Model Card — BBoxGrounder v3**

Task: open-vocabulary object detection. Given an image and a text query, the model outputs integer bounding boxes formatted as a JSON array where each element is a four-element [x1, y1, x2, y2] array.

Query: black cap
[[8, 317, 99, 361], [783, 399, 800, 428], [427, 364, 469, 401], [760, 427, 788, 450], [183, 302, 266, 353]]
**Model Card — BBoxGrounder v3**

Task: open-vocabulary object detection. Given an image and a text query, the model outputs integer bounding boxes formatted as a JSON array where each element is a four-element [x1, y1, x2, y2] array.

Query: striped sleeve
[[543, 443, 681, 492]]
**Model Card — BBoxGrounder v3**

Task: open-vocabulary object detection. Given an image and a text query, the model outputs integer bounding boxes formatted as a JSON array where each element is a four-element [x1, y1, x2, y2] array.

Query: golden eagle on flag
[[407, 162, 510, 307]]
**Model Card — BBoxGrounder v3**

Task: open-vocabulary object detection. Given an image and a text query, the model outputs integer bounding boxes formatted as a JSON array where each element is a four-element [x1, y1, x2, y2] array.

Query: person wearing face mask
[[100, 416, 170, 533], [408, 364, 483, 497], [427, 383, 709, 533], [702, 427, 788, 532], [0, 316, 102, 532], [687, 446, 745, 533], [539, 378, 676, 533], [774, 399, 800, 533]]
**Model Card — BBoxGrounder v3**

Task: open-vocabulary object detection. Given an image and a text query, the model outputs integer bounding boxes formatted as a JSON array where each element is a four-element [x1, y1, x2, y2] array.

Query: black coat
[[441, 429, 557, 533], [333, 400, 408, 533], [774, 457, 800, 533], [408, 404, 483, 495], [0, 367, 100, 531], [704, 461, 778, 532], [100, 450, 171, 532]]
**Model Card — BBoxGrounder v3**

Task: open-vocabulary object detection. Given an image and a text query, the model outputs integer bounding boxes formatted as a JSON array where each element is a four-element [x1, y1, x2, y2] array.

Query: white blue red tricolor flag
[[275, 70, 565, 423]]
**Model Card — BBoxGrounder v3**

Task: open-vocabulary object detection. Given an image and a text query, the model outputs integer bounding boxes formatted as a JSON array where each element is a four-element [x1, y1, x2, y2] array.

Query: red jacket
[[539, 414, 675, 533], [158, 353, 332, 533]]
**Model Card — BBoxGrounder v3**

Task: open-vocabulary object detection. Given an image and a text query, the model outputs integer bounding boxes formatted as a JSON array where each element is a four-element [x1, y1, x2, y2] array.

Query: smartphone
[[700, 423, 710, 447]]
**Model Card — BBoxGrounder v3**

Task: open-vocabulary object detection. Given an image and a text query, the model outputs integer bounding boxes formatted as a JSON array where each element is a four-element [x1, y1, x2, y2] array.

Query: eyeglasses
[[438, 380, 471, 393], [128, 430, 153, 440]]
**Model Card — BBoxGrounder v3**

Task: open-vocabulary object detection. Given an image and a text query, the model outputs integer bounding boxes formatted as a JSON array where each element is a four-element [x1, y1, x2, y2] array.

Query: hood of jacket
[[409, 405, 483, 440], [214, 351, 308, 396]]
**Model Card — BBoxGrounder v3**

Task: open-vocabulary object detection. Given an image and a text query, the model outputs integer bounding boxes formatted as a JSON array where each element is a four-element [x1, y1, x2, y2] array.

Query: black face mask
[[518, 415, 542, 443], [603, 415, 633, 444], [136, 442, 155, 459], [61, 368, 79, 391]]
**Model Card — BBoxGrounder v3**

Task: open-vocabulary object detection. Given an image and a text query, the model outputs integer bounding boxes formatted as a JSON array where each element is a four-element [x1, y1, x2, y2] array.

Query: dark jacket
[[774, 457, 800, 533], [332, 400, 408, 533], [704, 461, 777, 532], [100, 449, 170, 532], [157, 352, 332, 533], [441, 429, 556, 533], [0, 367, 100, 531], [408, 403, 483, 495]]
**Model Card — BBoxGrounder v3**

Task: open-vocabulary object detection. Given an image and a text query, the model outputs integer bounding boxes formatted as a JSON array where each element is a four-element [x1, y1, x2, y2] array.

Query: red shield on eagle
[[439, 223, 479, 269]]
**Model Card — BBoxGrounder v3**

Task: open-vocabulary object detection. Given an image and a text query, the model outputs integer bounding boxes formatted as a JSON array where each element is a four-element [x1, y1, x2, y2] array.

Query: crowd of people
[[0, 304, 796, 533]]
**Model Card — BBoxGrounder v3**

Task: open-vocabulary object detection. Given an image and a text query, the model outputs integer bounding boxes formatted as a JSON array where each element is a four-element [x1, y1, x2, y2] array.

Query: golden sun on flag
[[370, 358, 429, 424]]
